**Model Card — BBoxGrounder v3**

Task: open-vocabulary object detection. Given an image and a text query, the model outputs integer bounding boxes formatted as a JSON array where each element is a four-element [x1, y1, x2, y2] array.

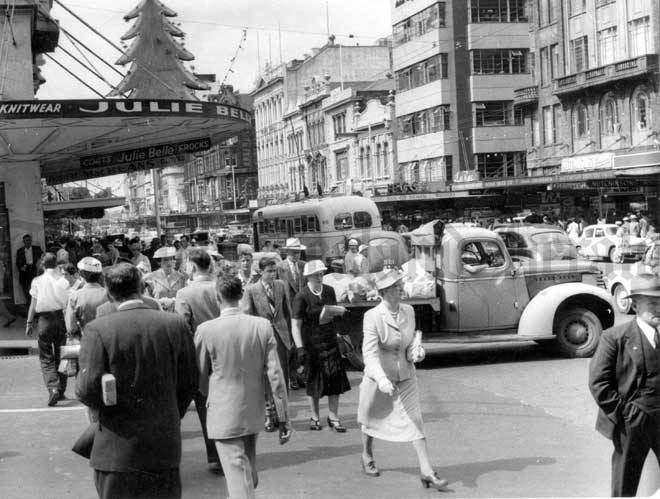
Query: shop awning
[[0, 99, 252, 184]]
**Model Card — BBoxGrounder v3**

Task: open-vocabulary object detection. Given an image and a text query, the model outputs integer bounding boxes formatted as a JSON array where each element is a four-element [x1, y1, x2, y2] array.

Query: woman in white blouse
[[357, 269, 448, 491]]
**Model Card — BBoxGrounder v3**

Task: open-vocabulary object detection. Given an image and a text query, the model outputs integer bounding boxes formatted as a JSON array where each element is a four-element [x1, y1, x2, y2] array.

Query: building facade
[[378, 0, 532, 225], [514, 0, 660, 223], [251, 39, 393, 203]]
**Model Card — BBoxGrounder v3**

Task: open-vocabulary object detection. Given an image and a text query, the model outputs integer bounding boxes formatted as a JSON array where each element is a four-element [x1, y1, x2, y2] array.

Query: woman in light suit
[[357, 269, 448, 491]]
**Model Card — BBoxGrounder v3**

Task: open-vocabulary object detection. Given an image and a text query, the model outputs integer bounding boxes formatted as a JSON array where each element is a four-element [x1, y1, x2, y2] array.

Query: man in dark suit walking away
[[76, 263, 198, 499], [590, 274, 660, 496], [243, 255, 293, 431], [16, 233, 43, 309], [174, 248, 223, 474]]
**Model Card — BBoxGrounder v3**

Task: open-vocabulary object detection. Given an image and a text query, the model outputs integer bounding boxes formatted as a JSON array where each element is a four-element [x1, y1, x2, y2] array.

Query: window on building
[[540, 47, 549, 86], [335, 149, 348, 180], [569, 0, 586, 16], [598, 27, 617, 65], [475, 152, 524, 178], [543, 106, 553, 144], [629, 17, 651, 57], [550, 43, 560, 79], [531, 109, 540, 147], [383, 142, 390, 175], [398, 105, 450, 138], [601, 95, 619, 135], [393, 2, 447, 46], [572, 103, 590, 139], [469, 0, 527, 22], [396, 53, 448, 92], [475, 101, 519, 126], [332, 112, 346, 139], [539, 0, 558, 26], [632, 87, 650, 130], [472, 49, 528, 75], [365, 145, 372, 178], [570, 36, 589, 73]]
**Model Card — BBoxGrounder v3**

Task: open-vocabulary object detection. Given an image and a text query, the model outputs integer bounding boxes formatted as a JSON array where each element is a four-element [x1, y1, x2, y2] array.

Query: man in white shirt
[[25, 252, 70, 406], [590, 274, 660, 496]]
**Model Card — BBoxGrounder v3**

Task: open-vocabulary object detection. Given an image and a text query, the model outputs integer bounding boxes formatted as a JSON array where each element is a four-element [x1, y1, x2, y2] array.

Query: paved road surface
[[0, 339, 631, 499]]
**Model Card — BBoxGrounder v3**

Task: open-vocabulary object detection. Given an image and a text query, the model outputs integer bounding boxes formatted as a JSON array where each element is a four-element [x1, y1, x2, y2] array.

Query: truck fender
[[517, 283, 615, 338]]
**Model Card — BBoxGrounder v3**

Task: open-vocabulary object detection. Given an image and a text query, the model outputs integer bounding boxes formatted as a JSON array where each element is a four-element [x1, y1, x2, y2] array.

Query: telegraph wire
[[43, 53, 106, 98]]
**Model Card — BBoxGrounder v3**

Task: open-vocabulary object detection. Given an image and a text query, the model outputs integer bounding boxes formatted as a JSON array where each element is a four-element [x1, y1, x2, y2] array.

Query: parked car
[[605, 240, 660, 313], [576, 224, 647, 263], [493, 224, 578, 263]]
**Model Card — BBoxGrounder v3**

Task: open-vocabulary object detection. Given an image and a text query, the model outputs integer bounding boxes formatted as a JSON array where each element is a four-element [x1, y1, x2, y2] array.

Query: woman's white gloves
[[377, 377, 395, 396]]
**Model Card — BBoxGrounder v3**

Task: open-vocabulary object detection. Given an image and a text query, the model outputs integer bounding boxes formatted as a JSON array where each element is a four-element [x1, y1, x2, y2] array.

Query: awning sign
[[560, 152, 613, 173], [80, 138, 211, 168]]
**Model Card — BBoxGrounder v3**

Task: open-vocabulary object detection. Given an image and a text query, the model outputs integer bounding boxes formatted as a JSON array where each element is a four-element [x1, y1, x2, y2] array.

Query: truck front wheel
[[554, 308, 602, 358]]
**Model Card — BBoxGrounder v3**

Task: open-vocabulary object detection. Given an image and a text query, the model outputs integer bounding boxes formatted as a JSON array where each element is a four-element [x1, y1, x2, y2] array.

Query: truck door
[[458, 239, 526, 330]]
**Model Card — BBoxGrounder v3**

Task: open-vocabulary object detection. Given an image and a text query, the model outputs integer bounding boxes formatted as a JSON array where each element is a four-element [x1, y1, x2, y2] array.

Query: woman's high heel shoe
[[309, 417, 322, 431], [420, 472, 448, 490], [361, 457, 380, 477], [327, 417, 347, 432]]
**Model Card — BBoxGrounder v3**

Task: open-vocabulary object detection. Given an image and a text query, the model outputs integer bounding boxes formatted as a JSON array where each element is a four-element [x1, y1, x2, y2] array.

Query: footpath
[[0, 317, 37, 356]]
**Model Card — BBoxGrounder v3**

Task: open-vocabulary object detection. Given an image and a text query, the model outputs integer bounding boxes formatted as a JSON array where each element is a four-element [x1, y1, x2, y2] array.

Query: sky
[[40, 0, 392, 194]]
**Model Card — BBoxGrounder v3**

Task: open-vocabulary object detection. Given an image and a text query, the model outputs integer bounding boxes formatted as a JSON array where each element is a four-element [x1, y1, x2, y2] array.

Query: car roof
[[584, 224, 617, 229]]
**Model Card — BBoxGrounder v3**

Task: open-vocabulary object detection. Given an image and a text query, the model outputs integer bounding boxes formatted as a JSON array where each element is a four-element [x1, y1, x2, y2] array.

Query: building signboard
[[80, 138, 211, 169], [613, 150, 660, 169], [560, 152, 614, 173], [453, 170, 481, 183]]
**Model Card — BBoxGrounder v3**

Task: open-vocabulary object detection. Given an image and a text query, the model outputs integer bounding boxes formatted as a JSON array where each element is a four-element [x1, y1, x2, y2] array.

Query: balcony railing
[[513, 85, 539, 106], [553, 54, 659, 96]]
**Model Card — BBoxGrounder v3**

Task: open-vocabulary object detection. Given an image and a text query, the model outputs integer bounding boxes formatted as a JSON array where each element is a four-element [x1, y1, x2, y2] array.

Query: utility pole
[[152, 168, 162, 238]]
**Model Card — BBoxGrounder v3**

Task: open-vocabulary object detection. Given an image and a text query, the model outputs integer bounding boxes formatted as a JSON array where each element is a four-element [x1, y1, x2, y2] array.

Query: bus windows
[[258, 221, 265, 234], [278, 219, 287, 233], [267, 219, 276, 233], [294, 217, 302, 232], [301, 216, 308, 232], [354, 211, 373, 229], [335, 213, 353, 230], [308, 216, 319, 232]]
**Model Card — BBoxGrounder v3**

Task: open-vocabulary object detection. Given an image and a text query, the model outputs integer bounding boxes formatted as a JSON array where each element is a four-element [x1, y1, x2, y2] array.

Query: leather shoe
[[264, 415, 276, 432], [47, 390, 59, 407], [420, 472, 448, 490]]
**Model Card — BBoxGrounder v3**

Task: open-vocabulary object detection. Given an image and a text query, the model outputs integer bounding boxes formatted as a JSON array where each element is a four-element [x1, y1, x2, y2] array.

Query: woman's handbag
[[72, 422, 97, 459]]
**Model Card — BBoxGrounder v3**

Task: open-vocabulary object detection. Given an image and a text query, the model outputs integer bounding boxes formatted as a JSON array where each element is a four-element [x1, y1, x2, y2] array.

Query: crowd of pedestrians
[[17, 231, 446, 498]]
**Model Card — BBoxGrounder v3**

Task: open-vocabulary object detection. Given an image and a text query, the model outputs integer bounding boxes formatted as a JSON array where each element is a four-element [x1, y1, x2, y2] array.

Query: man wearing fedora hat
[[590, 274, 660, 496], [277, 238, 307, 390]]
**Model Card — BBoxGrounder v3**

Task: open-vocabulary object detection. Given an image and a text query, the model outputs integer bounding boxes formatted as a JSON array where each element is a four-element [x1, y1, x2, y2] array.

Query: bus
[[252, 196, 382, 262]]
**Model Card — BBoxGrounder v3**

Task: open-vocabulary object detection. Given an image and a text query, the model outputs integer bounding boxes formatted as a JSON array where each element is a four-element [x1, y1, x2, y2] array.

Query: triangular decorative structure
[[109, 0, 209, 99]]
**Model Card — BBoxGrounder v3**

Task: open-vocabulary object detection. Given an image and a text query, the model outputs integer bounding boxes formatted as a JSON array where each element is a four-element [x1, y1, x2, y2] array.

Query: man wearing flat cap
[[65, 257, 107, 339], [590, 274, 660, 496]]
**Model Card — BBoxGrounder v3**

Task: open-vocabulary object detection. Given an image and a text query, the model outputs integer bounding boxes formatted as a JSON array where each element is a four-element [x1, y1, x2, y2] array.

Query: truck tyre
[[613, 284, 632, 314], [554, 308, 602, 358]]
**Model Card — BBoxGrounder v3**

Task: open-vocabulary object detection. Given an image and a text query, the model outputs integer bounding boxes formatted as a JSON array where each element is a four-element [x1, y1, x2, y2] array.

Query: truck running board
[[424, 333, 551, 344]]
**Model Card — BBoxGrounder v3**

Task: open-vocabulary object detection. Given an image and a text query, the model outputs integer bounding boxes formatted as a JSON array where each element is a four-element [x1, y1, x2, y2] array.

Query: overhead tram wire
[[53, 0, 182, 98], [0, 0, 17, 98], [56, 44, 124, 95], [44, 53, 106, 98], [58, 26, 125, 78]]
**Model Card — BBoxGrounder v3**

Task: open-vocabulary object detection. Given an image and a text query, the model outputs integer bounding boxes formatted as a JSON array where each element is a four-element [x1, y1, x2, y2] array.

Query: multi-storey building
[[251, 38, 393, 203], [378, 0, 532, 225], [515, 0, 660, 223]]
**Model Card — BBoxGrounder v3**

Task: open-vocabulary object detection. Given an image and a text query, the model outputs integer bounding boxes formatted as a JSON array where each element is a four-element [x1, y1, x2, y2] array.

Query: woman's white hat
[[77, 257, 102, 273], [303, 260, 327, 277], [153, 246, 176, 259], [374, 269, 405, 291]]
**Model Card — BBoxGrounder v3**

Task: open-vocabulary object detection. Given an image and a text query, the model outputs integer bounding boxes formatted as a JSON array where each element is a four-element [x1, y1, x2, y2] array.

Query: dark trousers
[[194, 390, 220, 464], [612, 407, 660, 497], [36, 311, 67, 393], [94, 468, 181, 499], [19, 276, 32, 310]]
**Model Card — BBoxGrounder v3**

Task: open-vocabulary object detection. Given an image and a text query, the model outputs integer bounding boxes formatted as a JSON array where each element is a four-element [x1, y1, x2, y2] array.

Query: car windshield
[[530, 231, 577, 259], [605, 227, 618, 236]]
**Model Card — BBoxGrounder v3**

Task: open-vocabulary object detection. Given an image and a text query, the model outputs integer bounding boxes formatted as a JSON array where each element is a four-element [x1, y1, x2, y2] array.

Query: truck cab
[[430, 223, 615, 357]]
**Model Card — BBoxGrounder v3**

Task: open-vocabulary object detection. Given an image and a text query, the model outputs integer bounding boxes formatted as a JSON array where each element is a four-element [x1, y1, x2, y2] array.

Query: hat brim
[[285, 245, 306, 251], [625, 290, 660, 299], [375, 273, 405, 291]]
